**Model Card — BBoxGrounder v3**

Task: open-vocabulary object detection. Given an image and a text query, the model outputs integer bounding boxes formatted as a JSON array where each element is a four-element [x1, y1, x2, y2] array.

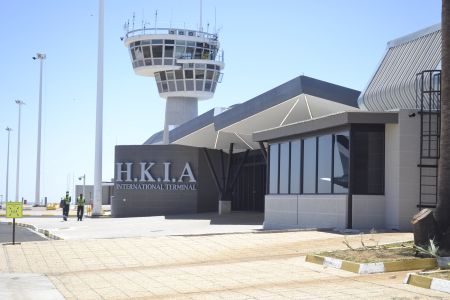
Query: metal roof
[[143, 75, 360, 149], [358, 24, 441, 111]]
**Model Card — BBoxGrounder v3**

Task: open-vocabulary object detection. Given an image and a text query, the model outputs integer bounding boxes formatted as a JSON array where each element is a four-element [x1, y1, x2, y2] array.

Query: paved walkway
[[1, 211, 264, 240], [1, 229, 448, 299]]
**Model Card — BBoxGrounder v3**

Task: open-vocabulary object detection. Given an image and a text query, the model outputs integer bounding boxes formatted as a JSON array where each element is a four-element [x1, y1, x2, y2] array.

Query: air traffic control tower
[[123, 25, 224, 144]]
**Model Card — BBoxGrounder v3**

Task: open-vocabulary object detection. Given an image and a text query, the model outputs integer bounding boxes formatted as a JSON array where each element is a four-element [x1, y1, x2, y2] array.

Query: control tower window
[[165, 40, 174, 45], [176, 80, 184, 91], [166, 71, 175, 80], [130, 48, 136, 60], [195, 70, 204, 80], [152, 39, 163, 45], [175, 46, 185, 58], [164, 46, 174, 58], [205, 80, 212, 91], [143, 46, 151, 58], [175, 40, 186, 46], [152, 46, 162, 58], [185, 47, 194, 59], [206, 70, 214, 80], [187, 41, 195, 47], [185, 70, 193, 79], [186, 80, 194, 91], [194, 48, 202, 59], [160, 72, 166, 81], [175, 70, 183, 80], [196, 80, 203, 91]]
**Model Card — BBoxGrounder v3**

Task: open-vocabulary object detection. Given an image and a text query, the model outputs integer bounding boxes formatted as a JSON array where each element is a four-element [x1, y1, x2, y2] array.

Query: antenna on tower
[[154, 10, 158, 33], [214, 7, 217, 34], [199, 0, 203, 32], [132, 12, 135, 30]]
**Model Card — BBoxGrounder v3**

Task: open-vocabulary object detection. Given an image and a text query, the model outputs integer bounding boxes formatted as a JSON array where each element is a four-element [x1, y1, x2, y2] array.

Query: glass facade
[[303, 138, 317, 193], [129, 39, 218, 68], [333, 132, 349, 193], [155, 63, 221, 94], [267, 125, 385, 196], [269, 144, 279, 194], [317, 135, 332, 193], [289, 140, 301, 194], [279, 143, 290, 193]]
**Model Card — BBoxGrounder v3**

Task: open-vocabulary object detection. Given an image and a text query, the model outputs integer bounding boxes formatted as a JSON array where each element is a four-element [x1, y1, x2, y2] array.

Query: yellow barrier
[[46, 203, 58, 210]]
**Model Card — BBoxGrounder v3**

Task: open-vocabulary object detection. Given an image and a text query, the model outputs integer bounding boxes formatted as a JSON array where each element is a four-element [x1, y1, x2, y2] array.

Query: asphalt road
[[0, 222, 47, 244]]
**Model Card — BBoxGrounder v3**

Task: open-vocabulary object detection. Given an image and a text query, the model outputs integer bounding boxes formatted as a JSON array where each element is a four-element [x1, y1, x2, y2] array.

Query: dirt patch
[[318, 241, 422, 263], [421, 270, 450, 280]]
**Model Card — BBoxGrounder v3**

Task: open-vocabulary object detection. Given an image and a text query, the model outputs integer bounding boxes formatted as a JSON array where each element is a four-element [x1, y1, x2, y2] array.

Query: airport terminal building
[[113, 24, 442, 231]]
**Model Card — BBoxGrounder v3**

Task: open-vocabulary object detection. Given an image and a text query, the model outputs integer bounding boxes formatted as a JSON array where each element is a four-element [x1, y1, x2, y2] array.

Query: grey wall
[[112, 144, 219, 217]]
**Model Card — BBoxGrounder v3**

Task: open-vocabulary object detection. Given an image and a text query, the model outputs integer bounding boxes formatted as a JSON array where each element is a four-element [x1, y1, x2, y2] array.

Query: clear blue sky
[[0, 0, 442, 204]]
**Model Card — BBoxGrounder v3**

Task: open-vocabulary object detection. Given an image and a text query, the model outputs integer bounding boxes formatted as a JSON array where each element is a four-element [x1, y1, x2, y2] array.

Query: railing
[[125, 27, 218, 41]]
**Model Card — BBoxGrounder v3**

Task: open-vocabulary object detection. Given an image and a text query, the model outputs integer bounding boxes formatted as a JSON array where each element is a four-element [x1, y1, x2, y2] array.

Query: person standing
[[77, 193, 85, 221], [62, 191, 71, 221]]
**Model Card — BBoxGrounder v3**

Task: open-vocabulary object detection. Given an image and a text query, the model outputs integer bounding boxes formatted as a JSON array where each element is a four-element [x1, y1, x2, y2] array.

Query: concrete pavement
[[1, 228, 448, 299], [1, 209, 448, 299]]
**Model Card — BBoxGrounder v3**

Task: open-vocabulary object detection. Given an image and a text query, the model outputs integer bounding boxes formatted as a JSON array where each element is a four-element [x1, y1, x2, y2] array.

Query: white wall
[[384, 109, 421, 231], [352, 195, 385, 229], [264, 194, 347, 230]]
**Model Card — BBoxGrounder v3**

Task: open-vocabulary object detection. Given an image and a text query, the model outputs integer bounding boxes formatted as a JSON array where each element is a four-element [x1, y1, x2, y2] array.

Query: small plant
[[414, 239, 439, 258]]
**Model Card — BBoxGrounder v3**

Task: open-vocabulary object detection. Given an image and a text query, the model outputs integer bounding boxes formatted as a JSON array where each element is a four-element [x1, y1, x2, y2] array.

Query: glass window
[[290, 140, 301, 194], [175, 46, 185, 58], [145, 59, 152, 66], [318, 135, 332, 193], [184, 70, 193, 79], [303, 137, 316, 193], [142, 46, 151, 58], [153, 58, 162, 65], [352, 126, 384, 194], [195, 48, 202, 59], [130, 48, 136, 60], [155, 73, 161, 82], [175, 40, 186, 46], [159, 72, 166, 81], [206, 70, 214, 80], [279, 143, 289, 193], [166, 71, 174, 80], [152, 46, 162, 57], [185, 47, 195, 58], [195, 69, 205, 80], [175, 70, 183, 80], [334, 132, 349, 193], [211, 81, 217, 92], [204, 80, 212, 91], [168, 81, 175, 92], [165, 39, 174, 44], [164, 46, 174, 57], [152, 39, 163, 45], [176, 80, 184, 91], [162, 82, 168, 92], [269, 144, 279, 194], [141, 40, 150, 45], [195, 80, 203, 91], [187, 41, 195, 47], [185, 80, 194, 91]]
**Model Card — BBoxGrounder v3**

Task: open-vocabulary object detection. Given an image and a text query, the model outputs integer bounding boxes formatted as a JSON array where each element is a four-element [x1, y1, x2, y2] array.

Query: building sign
[[115, 161, 197, 191]]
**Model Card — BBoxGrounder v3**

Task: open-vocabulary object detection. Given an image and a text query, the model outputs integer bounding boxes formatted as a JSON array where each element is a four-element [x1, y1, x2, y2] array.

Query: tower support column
[[163, 97, 198, 144]]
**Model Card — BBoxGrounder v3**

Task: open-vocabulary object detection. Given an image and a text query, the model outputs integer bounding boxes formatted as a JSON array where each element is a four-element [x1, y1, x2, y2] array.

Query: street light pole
[[93, 0, 104, 216], [15, 100, 25, 202], [5, 127, 12, 203], [33, 53, 46, 206]]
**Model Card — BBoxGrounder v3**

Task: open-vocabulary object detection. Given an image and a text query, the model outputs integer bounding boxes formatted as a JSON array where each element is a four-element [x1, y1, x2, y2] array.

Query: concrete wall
[[264, 194, 347, 229], [384, 109, 421, 230], [112, 144, 219, 217]]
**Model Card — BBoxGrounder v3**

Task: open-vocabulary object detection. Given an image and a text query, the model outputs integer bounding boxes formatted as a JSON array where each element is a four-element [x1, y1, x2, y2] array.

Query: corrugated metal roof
[[358, 24, 441, 111]]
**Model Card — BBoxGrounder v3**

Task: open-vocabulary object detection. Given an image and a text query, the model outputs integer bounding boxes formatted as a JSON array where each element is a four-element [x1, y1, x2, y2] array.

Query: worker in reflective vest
[[62, 191, 71, 221], [77, 193, 86, 221]]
